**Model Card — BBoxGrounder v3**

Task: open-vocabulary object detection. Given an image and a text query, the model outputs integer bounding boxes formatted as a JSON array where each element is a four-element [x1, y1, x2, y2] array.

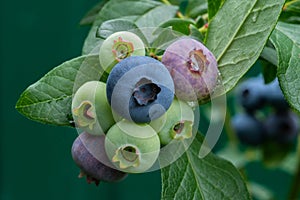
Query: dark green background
[[0, 0, 160, 200]]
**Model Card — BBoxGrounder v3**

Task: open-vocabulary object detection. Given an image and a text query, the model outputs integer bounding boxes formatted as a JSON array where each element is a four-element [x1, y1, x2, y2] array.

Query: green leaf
[[205, 0, 285, 94], [248, 182, 275, 200], [261, 60, 277, 84], [278, 152, 298, 175], [159, 18, 196, 35], [157, 19, 203, 42], [82, 0, 163, 54], [15, 55, 102, 126], [135, 4, 178, 28], [260, 46, 278, 66], [262, 141, 292, 167], [207, 0, 225, 20], [96, 19, 138, 39], [161, 133, 251, 200], [284, 0, 300, 13], [189, 24, 204, 42], [165, 0, 205, 16], [217, 145, 251, 168], [270, 22, 300, 113], [79, 0, 109, 26], [260, 46, 278, 83], [280, 0, 300, 24], [185, 0, 208, 18], [168, 0, 185, 5], [96, 18, 149, 47], [150, 28, 183, 55]]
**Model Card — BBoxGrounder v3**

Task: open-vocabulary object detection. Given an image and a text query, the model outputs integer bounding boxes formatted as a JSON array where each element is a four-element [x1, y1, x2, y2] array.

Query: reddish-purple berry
[[71, 132, 127, 185]]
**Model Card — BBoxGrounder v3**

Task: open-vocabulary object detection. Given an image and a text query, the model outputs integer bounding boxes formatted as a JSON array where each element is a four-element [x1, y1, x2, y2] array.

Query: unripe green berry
[[150, 98, 194, 145], [105, 119, 160, 173], [72, 81, 115, 135], [99, 31, 145, 73]]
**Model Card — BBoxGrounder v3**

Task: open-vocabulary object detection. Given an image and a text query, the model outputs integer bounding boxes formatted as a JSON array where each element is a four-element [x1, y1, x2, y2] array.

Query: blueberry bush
[[15, 0, 300, 199]]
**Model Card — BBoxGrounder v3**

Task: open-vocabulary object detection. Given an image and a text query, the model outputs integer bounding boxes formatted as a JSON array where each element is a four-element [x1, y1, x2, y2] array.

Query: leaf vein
[[216, 1, 258, 62], [234, 28, 269, 40], [173, 158, 189, 199], [252, 3, 282, 12]]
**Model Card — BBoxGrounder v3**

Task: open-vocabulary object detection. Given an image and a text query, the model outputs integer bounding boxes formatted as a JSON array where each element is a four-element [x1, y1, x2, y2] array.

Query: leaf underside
[[270, 22, 300, 113], [79, 0, 109, 26], [207, 0, 225, 20]]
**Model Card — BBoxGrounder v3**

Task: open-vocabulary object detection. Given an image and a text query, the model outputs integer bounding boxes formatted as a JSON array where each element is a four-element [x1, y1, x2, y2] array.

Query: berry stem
[[199, 23, 209, 34], [176, 11, 185, 19], [283, 0, 297, 11], [156, 55, 162, 61], [297, 135, 300, 163], [224, 109, 239, 146], [288, 159, 300, 200]]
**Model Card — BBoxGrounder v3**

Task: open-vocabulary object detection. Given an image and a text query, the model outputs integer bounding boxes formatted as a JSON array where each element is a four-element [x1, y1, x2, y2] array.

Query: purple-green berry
[[162, 38, 219, 102]]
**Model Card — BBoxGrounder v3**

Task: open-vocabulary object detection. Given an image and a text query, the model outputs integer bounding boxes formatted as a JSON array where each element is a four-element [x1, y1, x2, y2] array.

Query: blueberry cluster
[[231, 76, 299, 147], [70, 31, 219, 184]]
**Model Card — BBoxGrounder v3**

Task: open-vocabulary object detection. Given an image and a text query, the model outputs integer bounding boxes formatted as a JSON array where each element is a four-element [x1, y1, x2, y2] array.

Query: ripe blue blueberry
[[231, 113, 265, 146], [264, 78, 289, 111], [264, 111, 299, 144], [235, 76, 266, 113], [71, 132, 127, 185], [106, 56, 175, 123]]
